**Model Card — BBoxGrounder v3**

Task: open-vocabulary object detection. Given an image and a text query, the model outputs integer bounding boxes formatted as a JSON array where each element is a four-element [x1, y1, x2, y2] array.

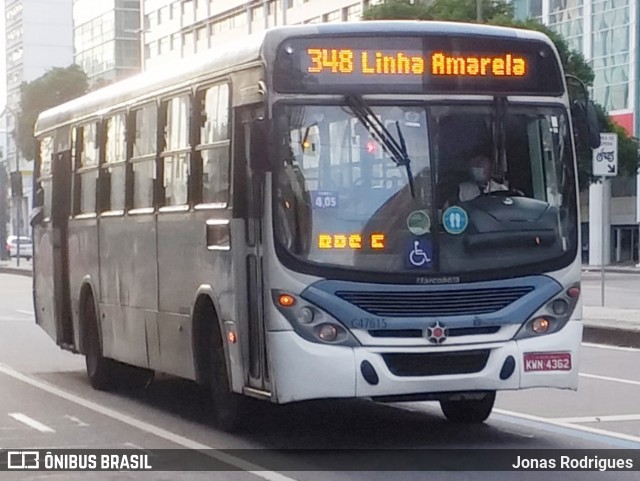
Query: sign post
[[592, 133, 618, 306]]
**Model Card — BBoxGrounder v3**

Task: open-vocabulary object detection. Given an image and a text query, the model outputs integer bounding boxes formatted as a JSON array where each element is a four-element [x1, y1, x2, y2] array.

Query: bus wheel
[[209, 343, 245, 432], [440, 391, 496, 423], [83, 293, 119, 391]]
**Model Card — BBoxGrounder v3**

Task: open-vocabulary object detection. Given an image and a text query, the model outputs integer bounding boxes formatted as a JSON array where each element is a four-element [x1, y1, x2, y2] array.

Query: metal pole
[[476, 0, 482, 21], [4, 106, 20, 266], [600, 176, 605, 306]]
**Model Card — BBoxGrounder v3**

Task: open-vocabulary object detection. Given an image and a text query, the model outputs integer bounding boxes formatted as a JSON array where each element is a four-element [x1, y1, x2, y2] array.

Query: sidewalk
[[582, 263, 640, 274], [0, 258, 33, 277], [582, 306, 640, 347]]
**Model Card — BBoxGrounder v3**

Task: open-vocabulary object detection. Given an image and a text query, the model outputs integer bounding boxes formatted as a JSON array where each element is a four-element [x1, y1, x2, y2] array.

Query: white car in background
[[6, 235, 32, 261]]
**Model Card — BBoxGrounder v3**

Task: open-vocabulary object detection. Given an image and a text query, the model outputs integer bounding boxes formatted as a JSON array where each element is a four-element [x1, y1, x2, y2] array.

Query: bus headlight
[[271, 290, 359, 347], [515, 282, 579, 340], [531, 317, 551, 333], [317, 324, 338, 342], [296, 306, 315, 324]]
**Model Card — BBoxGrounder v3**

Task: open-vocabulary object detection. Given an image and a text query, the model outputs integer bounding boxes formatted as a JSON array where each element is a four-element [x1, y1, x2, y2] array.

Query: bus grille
[[368, 326, 501, 338], [336, 287, 534, 317], [382, 350, 490, 377]]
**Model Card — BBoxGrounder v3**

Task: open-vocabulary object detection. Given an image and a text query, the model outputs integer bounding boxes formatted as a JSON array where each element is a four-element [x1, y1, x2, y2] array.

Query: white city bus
[[32, 21, 599, 431]]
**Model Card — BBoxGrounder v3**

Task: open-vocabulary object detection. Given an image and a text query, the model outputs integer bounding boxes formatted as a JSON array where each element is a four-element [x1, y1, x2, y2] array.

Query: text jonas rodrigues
[[512, 455, 634, 471]]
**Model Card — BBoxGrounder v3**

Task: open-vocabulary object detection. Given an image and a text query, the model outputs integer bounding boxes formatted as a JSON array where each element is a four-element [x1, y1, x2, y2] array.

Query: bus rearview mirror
[[572, 100, 601, 150], [585, 102, 601, 150]]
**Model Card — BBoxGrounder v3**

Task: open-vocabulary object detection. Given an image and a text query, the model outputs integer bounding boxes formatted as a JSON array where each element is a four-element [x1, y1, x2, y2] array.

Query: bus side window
[[71, 127, 81, 216], [77, 122, 99, 215], [38, 136, 54, 220], [131, 103, 157, 209], [198, 83, 230, 205], [162, 95, 190, 207], [103, 114, 127, 212]]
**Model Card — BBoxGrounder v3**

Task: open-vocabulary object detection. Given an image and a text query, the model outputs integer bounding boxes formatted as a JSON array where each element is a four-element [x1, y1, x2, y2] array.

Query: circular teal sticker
[[442, 206, 468, 235], [406, 210, 431, 235]]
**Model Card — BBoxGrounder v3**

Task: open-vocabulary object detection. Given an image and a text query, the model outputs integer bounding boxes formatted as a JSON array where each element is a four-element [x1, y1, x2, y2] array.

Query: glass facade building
[[4, 0, 74, 237], [514, 0, 638, 136], [73, 0, 141, 85], [514, 0, 640, 263]]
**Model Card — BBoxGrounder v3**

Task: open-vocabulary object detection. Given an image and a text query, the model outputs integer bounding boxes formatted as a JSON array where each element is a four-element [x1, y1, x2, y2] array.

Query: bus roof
[[35, 21, 556, 136]]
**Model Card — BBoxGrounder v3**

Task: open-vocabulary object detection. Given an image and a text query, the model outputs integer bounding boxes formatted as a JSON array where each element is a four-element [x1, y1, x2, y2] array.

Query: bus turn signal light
[[227, 331, 237, 344], [567, 286, 580, 298], [278, 294, 296, 307]]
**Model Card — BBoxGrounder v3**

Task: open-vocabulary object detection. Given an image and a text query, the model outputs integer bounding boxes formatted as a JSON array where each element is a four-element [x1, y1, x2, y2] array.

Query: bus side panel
[[156, 211, 200, 379], [33, 222, 56, 340], [98, 216, 150, 367], [68, 218, 100, 351], [155, 210, 236, 381], [122, 213, 159, 368]]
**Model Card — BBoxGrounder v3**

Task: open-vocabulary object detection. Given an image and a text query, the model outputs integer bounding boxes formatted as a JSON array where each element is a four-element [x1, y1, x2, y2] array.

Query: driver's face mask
[[471, 167, 488, 183]]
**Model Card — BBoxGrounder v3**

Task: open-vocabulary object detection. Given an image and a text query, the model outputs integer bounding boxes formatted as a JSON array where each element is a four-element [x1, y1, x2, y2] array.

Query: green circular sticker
[[406, 210, 431, 235]]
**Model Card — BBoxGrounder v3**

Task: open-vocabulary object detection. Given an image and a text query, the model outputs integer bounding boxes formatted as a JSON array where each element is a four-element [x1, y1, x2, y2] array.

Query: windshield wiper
[[345, 94, 415, 197]]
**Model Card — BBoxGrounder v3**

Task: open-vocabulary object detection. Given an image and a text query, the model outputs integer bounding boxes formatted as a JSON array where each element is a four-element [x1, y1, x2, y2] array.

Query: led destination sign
[[305, 48, 527, 78], [273, 35, 562, 94], [431, 52, 526, 77]]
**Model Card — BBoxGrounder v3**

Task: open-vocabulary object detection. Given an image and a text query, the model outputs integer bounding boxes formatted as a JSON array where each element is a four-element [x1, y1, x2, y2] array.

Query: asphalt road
[[0, 273, 639, 481]]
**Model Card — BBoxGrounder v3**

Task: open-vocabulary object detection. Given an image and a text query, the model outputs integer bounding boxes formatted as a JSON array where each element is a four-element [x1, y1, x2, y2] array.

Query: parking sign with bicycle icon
[[592, 133, 618, 177]]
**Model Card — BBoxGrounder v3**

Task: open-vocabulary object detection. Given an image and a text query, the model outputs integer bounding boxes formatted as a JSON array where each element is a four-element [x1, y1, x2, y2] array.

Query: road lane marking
[[551, 413, 640, 424], [63, 415, 89, 427], [494, 408, 640, 445], [582, 342, 640, 352], [0, 363, 295, 481], [580, 372, 640, 387], [8, 413, 55, 433]]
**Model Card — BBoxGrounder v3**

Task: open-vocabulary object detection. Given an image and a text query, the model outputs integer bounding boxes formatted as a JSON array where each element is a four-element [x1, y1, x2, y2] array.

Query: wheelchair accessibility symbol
[[406, 239, 433, 268], [443, 206, 468, 235]]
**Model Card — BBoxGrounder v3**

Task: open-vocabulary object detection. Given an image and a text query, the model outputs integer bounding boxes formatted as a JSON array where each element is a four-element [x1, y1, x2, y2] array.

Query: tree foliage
[[363, 0, 639, 188], [16, 65, 89, 161]]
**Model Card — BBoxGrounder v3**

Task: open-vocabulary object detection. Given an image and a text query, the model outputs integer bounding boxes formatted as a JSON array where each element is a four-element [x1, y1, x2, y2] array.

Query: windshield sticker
[[311, 191, 338, 209], [406, 238, 433, 268], [406, 210, 431, 235], [443, 206, 468, 235]]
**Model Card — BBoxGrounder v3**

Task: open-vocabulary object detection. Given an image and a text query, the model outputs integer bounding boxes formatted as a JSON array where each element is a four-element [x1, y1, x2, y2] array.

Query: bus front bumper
[[268, 321, 582, 404]]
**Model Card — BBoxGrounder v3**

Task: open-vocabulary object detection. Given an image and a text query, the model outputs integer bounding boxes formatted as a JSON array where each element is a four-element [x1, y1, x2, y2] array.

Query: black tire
[[209, 341, 247, 432], [83, 292, 120, 391], [440, 391, 496, 423]]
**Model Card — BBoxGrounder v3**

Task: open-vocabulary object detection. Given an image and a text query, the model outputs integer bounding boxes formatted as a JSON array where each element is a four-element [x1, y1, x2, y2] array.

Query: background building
[[3, 0, 74, 238], [140, 0, 378, 71], [73, 0, 141, 86], [514, 0, 639, 264]]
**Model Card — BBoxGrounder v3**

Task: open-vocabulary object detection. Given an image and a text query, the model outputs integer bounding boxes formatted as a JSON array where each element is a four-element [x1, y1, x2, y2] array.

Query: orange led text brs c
[[318, 233, 385, 250]]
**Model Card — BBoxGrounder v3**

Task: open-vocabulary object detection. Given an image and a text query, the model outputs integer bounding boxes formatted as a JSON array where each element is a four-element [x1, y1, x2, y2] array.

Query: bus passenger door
[[33, 150, 73, 347], [241, 109, 270, 393]]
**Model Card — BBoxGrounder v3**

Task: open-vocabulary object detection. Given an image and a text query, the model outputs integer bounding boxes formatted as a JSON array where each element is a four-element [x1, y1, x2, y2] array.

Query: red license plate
[[523, 352, 572, 372]]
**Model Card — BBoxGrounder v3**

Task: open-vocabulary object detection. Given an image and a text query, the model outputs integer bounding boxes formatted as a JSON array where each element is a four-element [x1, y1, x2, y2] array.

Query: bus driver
[[458, 154, 508, 201]]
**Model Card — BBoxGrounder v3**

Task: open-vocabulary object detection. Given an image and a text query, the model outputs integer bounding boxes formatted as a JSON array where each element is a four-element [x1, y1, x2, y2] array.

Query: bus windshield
[[273, 101, 577, 278]]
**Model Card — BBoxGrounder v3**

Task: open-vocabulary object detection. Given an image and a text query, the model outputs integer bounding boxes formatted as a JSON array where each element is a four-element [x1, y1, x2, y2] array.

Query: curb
[[582, 268, 640, 275], [0, 267, 32, 278], [583, 325, 640, 349]]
